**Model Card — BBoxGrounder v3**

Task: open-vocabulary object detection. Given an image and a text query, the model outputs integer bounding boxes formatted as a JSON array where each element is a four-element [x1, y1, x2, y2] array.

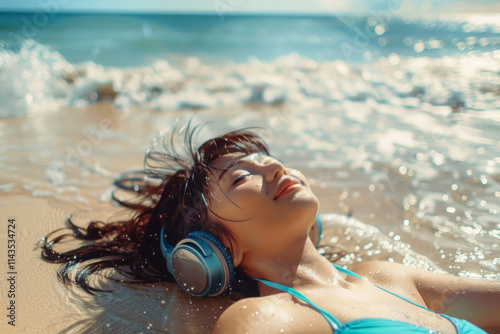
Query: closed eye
[[232, 173, 250, 185]]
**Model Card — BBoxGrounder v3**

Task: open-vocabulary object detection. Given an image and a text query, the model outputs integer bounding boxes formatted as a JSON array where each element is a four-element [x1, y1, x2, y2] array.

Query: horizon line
[[1, 9, 498, 17]]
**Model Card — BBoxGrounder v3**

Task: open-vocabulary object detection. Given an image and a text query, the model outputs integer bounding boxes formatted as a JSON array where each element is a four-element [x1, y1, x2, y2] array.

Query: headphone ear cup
[[167, 230, 235, 297], [187, 231, 235, 294]]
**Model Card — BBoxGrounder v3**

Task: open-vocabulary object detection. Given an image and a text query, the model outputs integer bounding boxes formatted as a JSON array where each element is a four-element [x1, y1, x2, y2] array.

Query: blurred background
[[1, 0, 499, 115]]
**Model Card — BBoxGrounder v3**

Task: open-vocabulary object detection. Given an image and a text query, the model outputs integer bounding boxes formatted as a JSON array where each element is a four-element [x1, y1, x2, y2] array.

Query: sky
[[0, 0, 499, 15]]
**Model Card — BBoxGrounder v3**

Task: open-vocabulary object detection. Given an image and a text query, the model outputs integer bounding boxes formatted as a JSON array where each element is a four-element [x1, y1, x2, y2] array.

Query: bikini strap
[[253, 263, 432, 331], [332, 263, 363, 279], [332, 263, 431, 312], [253, 277, 342, 329]]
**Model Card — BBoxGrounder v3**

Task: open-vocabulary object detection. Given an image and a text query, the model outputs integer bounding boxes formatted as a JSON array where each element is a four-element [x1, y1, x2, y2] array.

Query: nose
[[263, 159, 286, 183]]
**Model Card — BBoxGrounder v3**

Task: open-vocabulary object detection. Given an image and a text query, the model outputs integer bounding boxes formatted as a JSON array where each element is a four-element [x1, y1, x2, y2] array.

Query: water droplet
[[414, 41, 425, 52], [33, 236, 46, 249], [374, 25, 386, 35]]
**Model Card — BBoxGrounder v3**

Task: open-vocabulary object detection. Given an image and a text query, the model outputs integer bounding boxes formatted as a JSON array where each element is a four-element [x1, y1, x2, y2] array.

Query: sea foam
[[1, 39, 499, 118]]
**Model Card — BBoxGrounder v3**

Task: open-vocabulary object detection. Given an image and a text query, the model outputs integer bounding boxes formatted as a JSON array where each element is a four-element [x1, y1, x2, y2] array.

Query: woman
[[43, 124, 499, 333]]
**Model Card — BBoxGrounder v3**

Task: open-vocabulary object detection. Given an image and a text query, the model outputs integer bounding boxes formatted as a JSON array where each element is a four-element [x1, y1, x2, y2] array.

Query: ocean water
[[1, 13, 499, 116], [0, 12, 499, 333]]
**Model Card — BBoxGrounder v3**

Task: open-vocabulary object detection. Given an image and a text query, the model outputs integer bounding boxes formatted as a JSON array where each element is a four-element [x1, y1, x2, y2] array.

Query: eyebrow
[[218, 158, 246, 181], [216, 152, 273, 182]]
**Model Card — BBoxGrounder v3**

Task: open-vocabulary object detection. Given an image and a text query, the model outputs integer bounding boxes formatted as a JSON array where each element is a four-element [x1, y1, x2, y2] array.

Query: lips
[[274, 177, 302, 200]]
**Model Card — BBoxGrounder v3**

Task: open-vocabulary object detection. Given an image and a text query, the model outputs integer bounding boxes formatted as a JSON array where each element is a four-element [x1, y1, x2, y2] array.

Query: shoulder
[[212, 298, 260, 334], [350, 261, 459, 303], [351, 260, 456, 287], [351, 261, 416, 286], [212, 295, 329, 334], [212, 296, 286, 334], [351, 260, 403, 275]]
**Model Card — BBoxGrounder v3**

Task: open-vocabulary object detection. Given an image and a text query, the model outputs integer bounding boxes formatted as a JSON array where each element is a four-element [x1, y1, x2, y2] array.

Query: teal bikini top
[[254, 263, 486, 334]]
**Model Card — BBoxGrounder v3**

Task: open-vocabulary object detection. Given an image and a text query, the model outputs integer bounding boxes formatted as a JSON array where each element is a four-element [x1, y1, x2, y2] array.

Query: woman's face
[[206, 152, 319, 260]]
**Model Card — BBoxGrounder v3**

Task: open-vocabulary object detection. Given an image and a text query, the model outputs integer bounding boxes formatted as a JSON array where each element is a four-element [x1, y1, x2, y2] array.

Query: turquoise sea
[[0, 12, 499, 116]]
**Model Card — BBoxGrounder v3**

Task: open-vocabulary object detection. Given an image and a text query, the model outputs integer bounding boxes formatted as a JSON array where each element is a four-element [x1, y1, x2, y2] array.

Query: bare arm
[[354, 261, 500, 329], [212, 296, 330, 334], [212, 298, 273, 334], [412, 268, 500, 329]]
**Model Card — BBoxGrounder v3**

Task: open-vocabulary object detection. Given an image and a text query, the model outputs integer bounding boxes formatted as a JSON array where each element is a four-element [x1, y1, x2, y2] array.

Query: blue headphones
[[160, 216, 323, 297]]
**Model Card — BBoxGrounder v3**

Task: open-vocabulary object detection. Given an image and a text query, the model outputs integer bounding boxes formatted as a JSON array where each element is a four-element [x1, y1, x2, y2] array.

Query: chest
[[271, 281, 458, 334]]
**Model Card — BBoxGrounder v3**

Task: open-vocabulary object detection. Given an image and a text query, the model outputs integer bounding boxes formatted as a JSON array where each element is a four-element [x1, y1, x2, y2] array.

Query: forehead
[[210, 152, 265, 171]]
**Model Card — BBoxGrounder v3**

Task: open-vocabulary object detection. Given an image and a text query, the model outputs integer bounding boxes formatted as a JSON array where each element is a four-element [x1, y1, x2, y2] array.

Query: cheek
[[206, 186, 232, 218], [230, 176, 266, 199], [207, 195, 237, 219], [207, 188, 263, 222], [229, 185, 266, 211]]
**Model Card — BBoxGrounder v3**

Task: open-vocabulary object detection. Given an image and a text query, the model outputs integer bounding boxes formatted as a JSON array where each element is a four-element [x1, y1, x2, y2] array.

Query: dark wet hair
[[41, 123, 269, 296]]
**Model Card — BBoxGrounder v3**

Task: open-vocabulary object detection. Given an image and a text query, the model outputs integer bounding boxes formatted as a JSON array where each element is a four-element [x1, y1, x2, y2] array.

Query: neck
[[241, 235, 342, 292]]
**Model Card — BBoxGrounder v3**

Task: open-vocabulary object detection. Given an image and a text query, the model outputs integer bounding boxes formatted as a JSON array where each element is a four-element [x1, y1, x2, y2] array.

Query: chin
[[286, 192, 320, 218], [291, 189, 319, 205]]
